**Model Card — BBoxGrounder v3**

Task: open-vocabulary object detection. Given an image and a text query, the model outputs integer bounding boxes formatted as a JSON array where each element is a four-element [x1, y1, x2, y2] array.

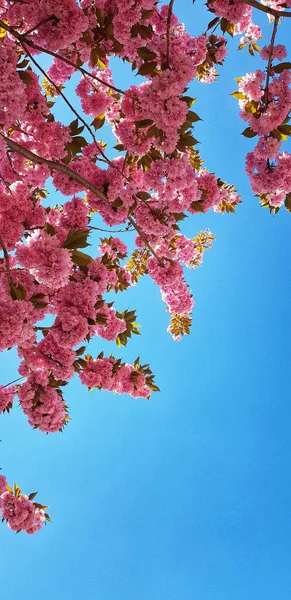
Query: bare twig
[[90, 226, 134, 233], [2, 376, 25, 389]]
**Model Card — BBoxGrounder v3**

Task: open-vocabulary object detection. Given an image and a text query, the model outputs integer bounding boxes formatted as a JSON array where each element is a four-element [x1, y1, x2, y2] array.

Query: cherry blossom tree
[[0, 0, 290, 534]]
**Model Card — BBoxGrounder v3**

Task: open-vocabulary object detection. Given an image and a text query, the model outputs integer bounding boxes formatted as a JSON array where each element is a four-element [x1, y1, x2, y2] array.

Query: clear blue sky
[[1, 2, 291, 599]]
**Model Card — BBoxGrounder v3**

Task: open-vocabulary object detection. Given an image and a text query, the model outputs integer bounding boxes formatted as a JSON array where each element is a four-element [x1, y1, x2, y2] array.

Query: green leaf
[[207, 16, 220, 30], [272, 62, 291, 74], [230, 91, 246, 100], [44, 223, 56, 236], [18, 70, 33, 85], [137, 47, 157, 61], [62, 229, 90, 250], [71, 250, 94, 266], [134, 119, 154, 128], [187, 110, 201, 122], [29, 492, 38, 501], [11, 284, 27, 301], [241, 127, 257, 138], [182, 96, 196, 108], [137, 61, 157, 76], [277, 124, 291, 136], [91, 114, 105, 130], [137, 24, 153, 40], [285, 193, 291, 213]]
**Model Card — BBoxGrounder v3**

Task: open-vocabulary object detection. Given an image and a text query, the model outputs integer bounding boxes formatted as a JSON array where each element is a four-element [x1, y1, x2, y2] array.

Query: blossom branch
[[1, 135, 164, 265], [238, 0, 291, 18], [265, 16, 279, 106], [0, 20, 126, 95], [23, 46, 105, 155], [2, 134, 109, 201]]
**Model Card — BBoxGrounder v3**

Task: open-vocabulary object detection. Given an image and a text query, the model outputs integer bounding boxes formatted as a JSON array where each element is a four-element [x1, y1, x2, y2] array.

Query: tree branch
[[238, 0, 291, 18], [23, 46, 105, 156], [1, 135, 164, 265], [2, 134, 109, 201], [0, 20, 126, 95]]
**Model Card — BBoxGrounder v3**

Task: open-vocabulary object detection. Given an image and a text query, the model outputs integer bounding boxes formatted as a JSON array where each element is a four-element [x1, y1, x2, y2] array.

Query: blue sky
[[1, 2, 291, 599]]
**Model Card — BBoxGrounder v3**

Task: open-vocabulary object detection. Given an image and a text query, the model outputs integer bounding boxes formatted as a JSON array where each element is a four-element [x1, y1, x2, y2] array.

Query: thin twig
[[22, 47, 123, 173], [0, 234, 13, 291], [24, 47, 103, 151], [265, 16, 279, 106], [2, 376, 25, 389], [166, 0, 175, 68], [24, 15, 58, 36], [127, 215, 164, 264], [90, 226, 134, 233]]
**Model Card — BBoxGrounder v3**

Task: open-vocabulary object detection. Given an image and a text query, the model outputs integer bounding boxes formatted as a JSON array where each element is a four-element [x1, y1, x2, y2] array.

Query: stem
[[2, 376, 25, 389], [90, 226, 134, 233], [166, 0, 175, 68], [24, 15, 58, 36], [238, 0, 291, 17], [0, 234, 13, 291], [24, 46, 103, 153], [127, 216, 164, 265], [265, 16, 279, 106]]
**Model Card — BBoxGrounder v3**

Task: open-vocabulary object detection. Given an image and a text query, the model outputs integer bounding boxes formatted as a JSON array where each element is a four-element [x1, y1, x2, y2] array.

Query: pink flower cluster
[[147, 257, 194, 317], [18, 374, 68, 433], [16, 231, 73, 289], [0, 476, 46, 534], [79, 356, 151, 399], [0, 0, 88, 51], [0, 384, 16, 413], [239, 70, 291, 136]]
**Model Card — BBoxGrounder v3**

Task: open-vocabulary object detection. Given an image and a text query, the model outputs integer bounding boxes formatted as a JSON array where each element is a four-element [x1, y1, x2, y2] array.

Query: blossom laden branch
[[265, 16, 280, 106], [238, 0, 291, 18], [0, 20, 126, 96], [1, 135, 163, 264]]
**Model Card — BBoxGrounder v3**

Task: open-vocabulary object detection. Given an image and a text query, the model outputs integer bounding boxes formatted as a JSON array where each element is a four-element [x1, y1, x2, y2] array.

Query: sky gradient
[[1, 2, 291, 598]]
